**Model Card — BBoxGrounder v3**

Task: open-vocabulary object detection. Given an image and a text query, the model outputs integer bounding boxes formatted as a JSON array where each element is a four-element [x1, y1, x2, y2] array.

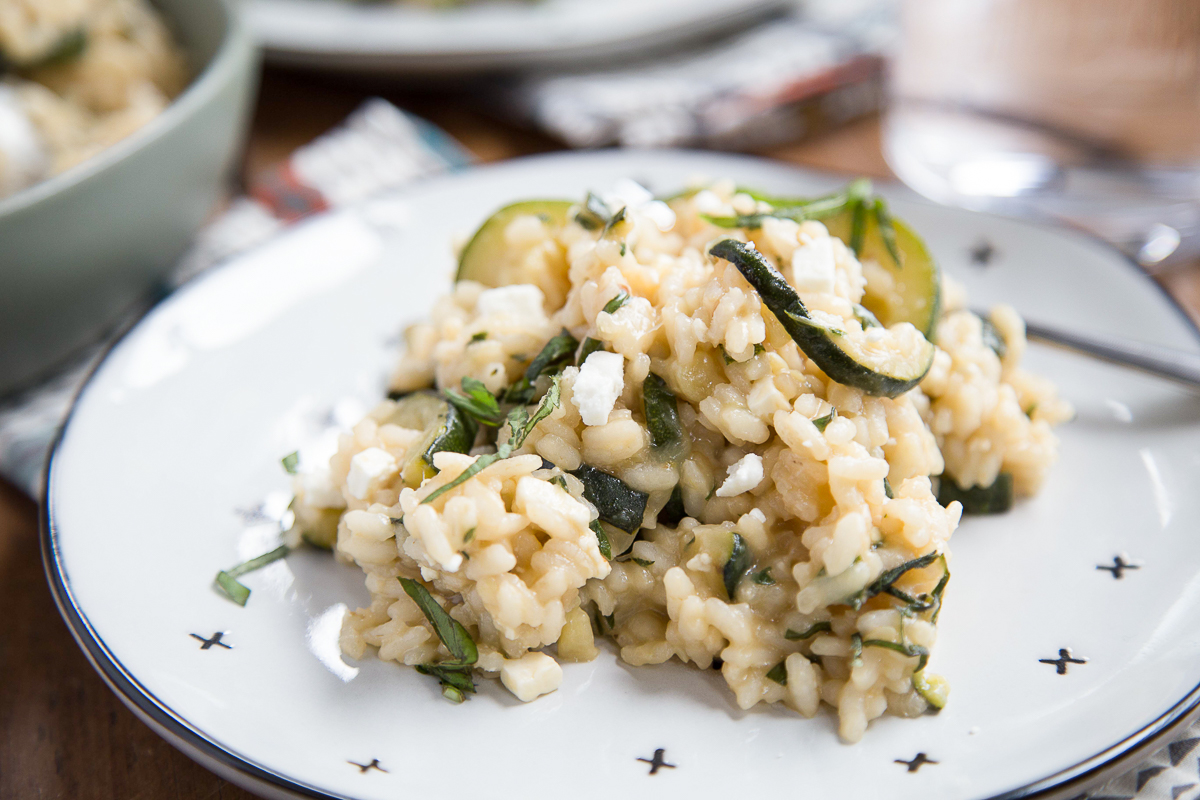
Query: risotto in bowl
[[260, 177, 1072, 742]]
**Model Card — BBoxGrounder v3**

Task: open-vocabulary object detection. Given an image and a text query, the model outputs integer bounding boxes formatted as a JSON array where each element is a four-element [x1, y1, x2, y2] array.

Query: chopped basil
[[862, 639, 930, 673], [812, 408, 837, 432], [590, 519, 613, 560], [632, 557, 655, 567], [576, 337, 606, 365], [853, 303, 883, 329], [386, 389, 411, 401], [281, 451, 300, 474], [850, 632, 864, 668], [423, 377, 561, 505], [883, 477, 894, 499], [400, 577, 478, 664], [570, 464, 649, 534], [214, 545, 290, 606], [602, 291, 630, 315], [505, 329, 578, 404], [720, 345, 735, 365], [766, 660, 788, 685], [785, 621, 832, 640], [602, 207, 627, 238], [470, 331, 488, 343], [575, 192, 610, 230], [463, 527, 476, 544], [750, 568, 775, 585], [444, 376, 504, 426], [847, 551, 940, 611], [723, 533, 752, 599], [642, 373, 682, 451], [619, 242, 627, 256]]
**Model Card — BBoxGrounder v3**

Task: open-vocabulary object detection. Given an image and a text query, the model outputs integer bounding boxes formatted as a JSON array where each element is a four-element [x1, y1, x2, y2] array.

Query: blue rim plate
[[43, 150, 1200, 800]]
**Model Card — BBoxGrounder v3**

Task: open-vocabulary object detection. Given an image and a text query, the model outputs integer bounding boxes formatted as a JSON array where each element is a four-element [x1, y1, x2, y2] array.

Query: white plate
[[45, 150, 1200, 800], [246, 0, 787, 73]]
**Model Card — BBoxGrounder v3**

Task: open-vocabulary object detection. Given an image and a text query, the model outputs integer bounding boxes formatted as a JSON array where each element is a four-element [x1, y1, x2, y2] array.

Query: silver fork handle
[[1023, 320, 1200, 392]]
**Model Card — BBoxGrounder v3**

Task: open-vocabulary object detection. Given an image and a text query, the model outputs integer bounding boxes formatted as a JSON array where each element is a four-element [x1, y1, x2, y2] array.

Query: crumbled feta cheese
[[686, 552, 715, 572], [301, 468, 346, 508], [715, 453, 764, 497], [692, 189, 725, 216], [0, 86, 47, 197], [571, 351, 625, 426], [347, 447, 398, 500], [500, 652, 562, 702], [790, 235, 837, 294], [600, 178, 676, 232], [477, 284, 545, 319]]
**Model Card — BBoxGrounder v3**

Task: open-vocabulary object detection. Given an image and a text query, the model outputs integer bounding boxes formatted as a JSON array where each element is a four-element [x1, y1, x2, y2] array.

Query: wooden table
[[2, 66, 1197, 799]]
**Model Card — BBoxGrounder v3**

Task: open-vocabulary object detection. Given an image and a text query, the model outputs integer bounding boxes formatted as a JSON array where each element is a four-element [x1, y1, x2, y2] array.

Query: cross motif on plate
[[895, 752, 938, 772], [1039, 648, 1087, 674], [637, 749, 676, 775], [190, 631, 232, 650], [970, 239, 996, 266], [348, 758, 387, 774], [1097, 554, 1140, 579]]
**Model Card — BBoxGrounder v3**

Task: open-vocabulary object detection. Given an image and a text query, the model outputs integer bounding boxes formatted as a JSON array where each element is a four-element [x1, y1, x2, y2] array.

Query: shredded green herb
[[785, 621, 832, 640], [642, 372, 683, 451], [602, 207, 626, 238], [505, 329, 578, 404], [632, 557, 655, 568], [602, 291, 630, 315], [883, 477, 894, 499], [766, 660, 788, 685], [812, 408, 837, 432], [577, 337, 606, 365], [281, 452, 299, 474], [401, 577, 480, 700], [444, 376, 504, 426], [463, 527, 476, 544], [590, 519, 613, 560], [214, 545, 290, 606], [846, 551, 940, 611], [469, 331, 487, 343], [862, 639, 930, 673], [850, 632, 864, 667], [423, 377, 561, 505]]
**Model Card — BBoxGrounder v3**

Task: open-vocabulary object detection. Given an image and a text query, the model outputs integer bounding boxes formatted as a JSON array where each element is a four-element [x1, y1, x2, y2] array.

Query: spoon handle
[[1023, 320, 1200, 391]]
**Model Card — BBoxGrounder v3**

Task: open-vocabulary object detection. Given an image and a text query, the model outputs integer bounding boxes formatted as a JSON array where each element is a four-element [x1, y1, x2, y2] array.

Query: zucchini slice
[[456, 200, 574, 309], [684, 529, 752, 599], [710, 239, 934, 398], [385, 392, 477, 488], [642, 373, 683, 452], [913, 670, 949, 710], [823, 208, 942, 339], [294, 506, 343, 550], [937, 473, 1014, 514], [569, 464, 649, 534]]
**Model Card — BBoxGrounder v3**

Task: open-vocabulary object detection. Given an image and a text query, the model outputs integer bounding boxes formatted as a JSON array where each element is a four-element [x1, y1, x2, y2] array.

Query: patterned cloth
[[0, 88, 1195, 800]]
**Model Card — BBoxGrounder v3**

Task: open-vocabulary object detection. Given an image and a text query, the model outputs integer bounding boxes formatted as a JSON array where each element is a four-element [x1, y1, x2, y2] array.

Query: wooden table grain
[[2, 65, 1197, 800]]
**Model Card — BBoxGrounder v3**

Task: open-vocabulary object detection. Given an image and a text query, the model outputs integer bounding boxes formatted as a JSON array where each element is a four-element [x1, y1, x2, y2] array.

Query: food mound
[[290, 178, 1072, 742], [0, 0, 187, 197]]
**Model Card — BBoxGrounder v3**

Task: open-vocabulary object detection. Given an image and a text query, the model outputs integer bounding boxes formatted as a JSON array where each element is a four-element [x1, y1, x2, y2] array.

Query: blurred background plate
[[245, 0, 789, 74]]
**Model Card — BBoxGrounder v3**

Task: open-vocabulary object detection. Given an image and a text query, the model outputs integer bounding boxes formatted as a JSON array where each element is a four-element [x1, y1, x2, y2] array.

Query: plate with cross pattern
[[43, 149, 1200, 800]]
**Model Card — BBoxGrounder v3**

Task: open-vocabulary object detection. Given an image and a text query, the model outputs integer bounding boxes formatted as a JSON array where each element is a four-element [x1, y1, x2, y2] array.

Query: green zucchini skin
[[980, 317, 1008, 359], [708, 239, 932, 398], [658, 484, 686, 527], [569, 464, 649, 534], [386, 391, 477, 487], [937, 473, 1014, 514], [642, 373, 683, 451]]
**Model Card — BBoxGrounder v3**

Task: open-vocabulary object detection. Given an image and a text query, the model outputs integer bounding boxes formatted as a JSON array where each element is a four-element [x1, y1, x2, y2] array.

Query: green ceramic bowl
[[0, 0, 259, 396]]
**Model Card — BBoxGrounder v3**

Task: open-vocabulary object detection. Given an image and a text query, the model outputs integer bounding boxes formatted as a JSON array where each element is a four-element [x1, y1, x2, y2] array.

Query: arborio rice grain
[[292, 179, 1071, 741]]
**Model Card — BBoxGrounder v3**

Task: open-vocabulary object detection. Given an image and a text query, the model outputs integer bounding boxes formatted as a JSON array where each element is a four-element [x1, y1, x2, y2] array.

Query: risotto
[[0, 0, 187, 197], [283, 178, 1072, 742]]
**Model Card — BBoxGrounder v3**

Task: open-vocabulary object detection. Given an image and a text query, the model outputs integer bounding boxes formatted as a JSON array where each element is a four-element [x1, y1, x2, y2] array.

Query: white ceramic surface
[[45, 150, 1200, 800], [245, 0, 787, 73]]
